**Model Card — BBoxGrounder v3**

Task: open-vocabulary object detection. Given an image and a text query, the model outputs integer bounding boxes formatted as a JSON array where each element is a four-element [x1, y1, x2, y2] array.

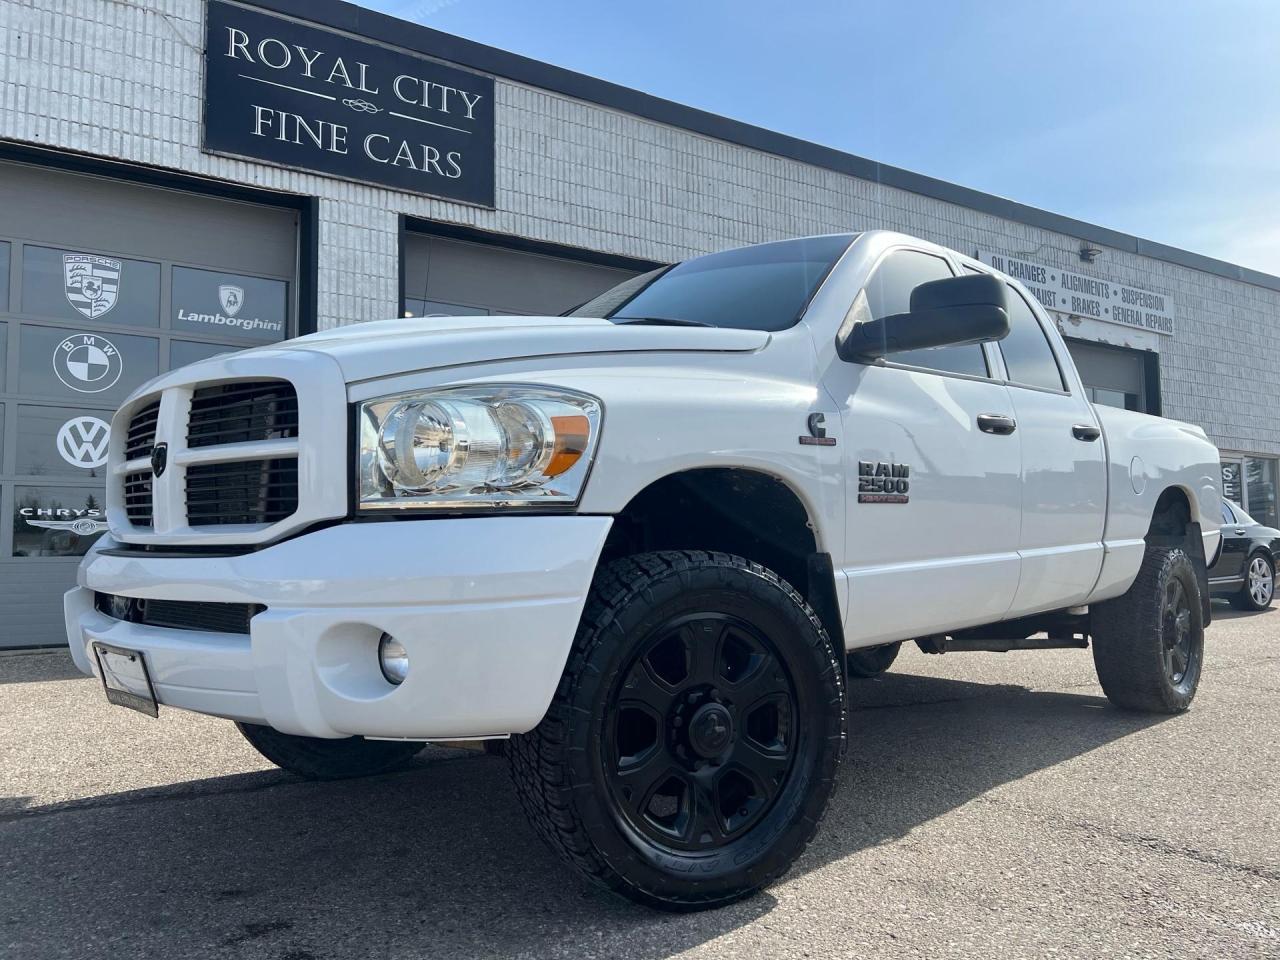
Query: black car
[[1209, 499, 1278, 610]]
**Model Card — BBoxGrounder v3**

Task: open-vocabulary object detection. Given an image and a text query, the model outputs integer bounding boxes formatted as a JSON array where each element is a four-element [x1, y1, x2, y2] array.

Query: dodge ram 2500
[[66, 230, 1222, 910]]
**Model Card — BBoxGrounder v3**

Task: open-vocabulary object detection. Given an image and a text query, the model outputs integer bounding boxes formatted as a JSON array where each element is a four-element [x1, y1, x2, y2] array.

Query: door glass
[[0, 241, 10, 310], [1089, 387, 1132, 410], [15, 405, 112, 478], [13, 484, 107, 557], [864, 250, 988, 377], [171, 339, 236, 369], [998, 286, 1066, 390], [1245, 457, 1279, 529], [171, 267, 289, 343], [21, 246, 160, 327], [17, 325, 159, 404]]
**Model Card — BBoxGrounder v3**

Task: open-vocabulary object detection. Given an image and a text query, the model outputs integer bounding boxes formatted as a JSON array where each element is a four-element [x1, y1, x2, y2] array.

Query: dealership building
[[1, 0, 1277, 647]]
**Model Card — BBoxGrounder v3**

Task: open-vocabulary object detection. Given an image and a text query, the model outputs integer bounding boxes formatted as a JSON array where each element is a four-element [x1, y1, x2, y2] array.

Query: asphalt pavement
[[2, 603, 1277, 959]]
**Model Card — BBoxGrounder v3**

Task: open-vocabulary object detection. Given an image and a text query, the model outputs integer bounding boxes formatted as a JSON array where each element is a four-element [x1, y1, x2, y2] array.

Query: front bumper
[[66, 516, 612, 739]]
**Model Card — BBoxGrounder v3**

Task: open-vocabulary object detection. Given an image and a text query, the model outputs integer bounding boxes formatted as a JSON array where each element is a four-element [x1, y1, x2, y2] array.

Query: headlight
[[357, 385, 602, 510]]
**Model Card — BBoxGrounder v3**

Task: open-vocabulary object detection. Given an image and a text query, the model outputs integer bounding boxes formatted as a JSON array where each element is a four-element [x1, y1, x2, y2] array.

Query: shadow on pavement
[[1208, 599, 1276, 622], [0, 672, 1169, 959]]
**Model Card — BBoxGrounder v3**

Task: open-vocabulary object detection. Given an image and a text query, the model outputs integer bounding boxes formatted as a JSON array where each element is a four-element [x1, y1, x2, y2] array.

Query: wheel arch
[[599, 467, 843, 647], [1146, 485, 1194, 540], [1144, 483, 1212, 623]]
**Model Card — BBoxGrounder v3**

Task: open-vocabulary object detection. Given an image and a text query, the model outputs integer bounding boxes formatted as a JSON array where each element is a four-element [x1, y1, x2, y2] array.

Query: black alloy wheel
[[1161, 576, 1196, 688], [509, 551, 846, 910], [605, 612, 798, 851], [1092, 545, 1205, 713]]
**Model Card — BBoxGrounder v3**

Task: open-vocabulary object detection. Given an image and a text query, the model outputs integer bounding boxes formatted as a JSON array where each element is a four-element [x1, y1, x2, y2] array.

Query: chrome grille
[[188, 381, 298, 448], [186, 459, 299, 526]]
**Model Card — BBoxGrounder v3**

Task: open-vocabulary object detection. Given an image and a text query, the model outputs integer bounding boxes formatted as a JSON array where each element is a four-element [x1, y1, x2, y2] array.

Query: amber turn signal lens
[[546, 414, 590, 477]]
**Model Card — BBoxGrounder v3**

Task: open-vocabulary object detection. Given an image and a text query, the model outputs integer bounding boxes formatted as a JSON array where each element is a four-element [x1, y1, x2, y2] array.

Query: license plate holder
[[92, 642, 159, 718]]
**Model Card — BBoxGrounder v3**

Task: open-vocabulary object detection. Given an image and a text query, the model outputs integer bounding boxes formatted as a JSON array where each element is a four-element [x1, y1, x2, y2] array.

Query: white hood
[[242, 315, 771, 383]]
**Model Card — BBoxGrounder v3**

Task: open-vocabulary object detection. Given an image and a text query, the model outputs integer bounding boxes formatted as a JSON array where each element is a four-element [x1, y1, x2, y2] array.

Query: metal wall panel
[[0, 161, 298, 648]]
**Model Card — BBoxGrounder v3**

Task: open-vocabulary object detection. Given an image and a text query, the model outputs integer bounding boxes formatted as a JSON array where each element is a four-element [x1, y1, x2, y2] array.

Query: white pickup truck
[[66, 230, 1222, 910]]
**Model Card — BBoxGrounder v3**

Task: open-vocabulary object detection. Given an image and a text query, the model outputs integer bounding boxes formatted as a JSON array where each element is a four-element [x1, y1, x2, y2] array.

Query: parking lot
[[2, 605, 1277, 960]]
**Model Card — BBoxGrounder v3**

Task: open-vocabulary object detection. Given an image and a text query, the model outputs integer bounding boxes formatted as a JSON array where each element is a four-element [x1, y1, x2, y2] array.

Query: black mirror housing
[[838, 273, 1011, 363]]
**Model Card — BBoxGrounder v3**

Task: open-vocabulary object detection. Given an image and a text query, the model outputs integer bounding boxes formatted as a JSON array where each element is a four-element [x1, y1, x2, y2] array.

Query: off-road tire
[[235, 722, 423, 780], [1091, 546, 1204, 713], [1229, 551, 1275, 611], [846, 642, 901, 678], [508, 550, 846, 911]]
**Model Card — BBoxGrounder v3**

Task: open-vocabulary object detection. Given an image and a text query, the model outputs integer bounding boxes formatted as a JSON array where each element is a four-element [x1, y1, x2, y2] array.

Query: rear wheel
[[235, 722, 424, 780], [1091, 546, 1204, 713], [509, 550, 845, 911], [1230, 552, 1275, 611], [845, 642, 900, 678]]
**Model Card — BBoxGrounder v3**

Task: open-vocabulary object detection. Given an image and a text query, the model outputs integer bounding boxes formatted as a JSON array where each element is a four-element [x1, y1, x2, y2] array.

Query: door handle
[[977, 413, 1017, 435], [1072, 424, 1101, 442], [1235, 528, 1247, 536]]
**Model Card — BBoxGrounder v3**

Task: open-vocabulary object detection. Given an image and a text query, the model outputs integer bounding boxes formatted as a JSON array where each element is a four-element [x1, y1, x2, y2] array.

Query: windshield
[[569, 234, 855, 332]]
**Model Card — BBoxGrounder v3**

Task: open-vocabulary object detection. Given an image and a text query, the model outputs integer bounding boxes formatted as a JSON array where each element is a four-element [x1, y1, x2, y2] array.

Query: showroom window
[[0, 159, 299, 648], [1222, 457, 1279, 529]]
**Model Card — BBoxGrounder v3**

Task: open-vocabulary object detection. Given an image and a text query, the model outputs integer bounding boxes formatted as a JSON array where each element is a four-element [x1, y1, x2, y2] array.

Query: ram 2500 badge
[[66, 231, 1222, 910]]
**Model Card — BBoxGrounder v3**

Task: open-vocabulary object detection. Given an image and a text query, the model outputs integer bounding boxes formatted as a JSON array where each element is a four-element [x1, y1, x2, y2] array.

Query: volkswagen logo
[[151, 442, 169, 477]]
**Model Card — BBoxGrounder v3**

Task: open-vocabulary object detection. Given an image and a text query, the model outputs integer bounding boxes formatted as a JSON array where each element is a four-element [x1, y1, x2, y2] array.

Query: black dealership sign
[[203, 1, 494, 206]]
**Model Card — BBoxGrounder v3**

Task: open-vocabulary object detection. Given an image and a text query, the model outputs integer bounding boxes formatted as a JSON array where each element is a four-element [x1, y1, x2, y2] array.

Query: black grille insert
[[186, 459, 298, 526], [188, 381, 298, 448], [124, 472, 154, 526], [95, 593, 263, 634], [125, 400, 160, 460]]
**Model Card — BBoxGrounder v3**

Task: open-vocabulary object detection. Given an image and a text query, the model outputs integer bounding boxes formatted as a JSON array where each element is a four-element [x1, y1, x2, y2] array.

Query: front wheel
[[235, 722, 424, 780], [1230, 552, 1275, 611], [509, 551, 846, 911], [1091, 546, 1205, 713]]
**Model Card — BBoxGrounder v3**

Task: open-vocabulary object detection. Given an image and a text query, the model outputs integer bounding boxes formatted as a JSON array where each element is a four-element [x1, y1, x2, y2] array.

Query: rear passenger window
[[997, 286, 1066, 391], [863, 250, 988, 378]]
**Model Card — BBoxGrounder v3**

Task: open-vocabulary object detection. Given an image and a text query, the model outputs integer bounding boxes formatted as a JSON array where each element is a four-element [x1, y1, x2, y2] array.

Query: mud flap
[[1184, 521, 1212, 626]]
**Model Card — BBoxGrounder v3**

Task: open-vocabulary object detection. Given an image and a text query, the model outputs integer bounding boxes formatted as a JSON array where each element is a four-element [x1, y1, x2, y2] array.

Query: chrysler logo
[[151, 442, 169, 477]]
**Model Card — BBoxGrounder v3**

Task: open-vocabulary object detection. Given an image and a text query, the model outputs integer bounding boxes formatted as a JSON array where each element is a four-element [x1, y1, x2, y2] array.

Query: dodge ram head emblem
[[150, 442, 169, 478], [857, 460, 910, 503]]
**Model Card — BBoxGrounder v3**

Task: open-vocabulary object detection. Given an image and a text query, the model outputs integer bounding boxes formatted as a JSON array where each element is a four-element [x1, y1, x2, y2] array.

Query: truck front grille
[[115, 378, 300, 532], [123, 472, 154, 525], [124, 400, 160, 459], [188, 381, 298, 448], [186, 459, 299, 526], [95, 592, 264, 634]]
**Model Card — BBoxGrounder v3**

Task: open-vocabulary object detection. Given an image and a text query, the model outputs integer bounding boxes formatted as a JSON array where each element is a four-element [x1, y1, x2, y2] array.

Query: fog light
[[378, 633, 409, 685]]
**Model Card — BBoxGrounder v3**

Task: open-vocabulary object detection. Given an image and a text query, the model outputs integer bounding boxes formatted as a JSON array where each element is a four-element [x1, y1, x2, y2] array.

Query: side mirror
[[837, 273, 1011, 363]]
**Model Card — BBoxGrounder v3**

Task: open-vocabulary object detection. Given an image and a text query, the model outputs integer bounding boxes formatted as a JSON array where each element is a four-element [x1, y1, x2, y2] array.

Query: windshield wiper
[[610, 316, 714, 328]]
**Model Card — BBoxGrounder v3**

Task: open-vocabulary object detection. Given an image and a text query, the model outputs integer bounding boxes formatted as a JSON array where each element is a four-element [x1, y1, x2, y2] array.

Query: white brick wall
[[2, 0, 1277, 456]]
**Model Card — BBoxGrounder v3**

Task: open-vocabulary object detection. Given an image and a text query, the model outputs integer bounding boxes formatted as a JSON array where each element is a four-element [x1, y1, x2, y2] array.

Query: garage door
[[1065, 339, 1154, 413], [0, 161, 298, 648], [403, 233, 640, 318]]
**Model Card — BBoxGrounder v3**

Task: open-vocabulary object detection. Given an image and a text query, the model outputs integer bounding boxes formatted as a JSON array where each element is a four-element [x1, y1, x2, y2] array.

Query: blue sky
[[356, 0, 1280, 274]]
